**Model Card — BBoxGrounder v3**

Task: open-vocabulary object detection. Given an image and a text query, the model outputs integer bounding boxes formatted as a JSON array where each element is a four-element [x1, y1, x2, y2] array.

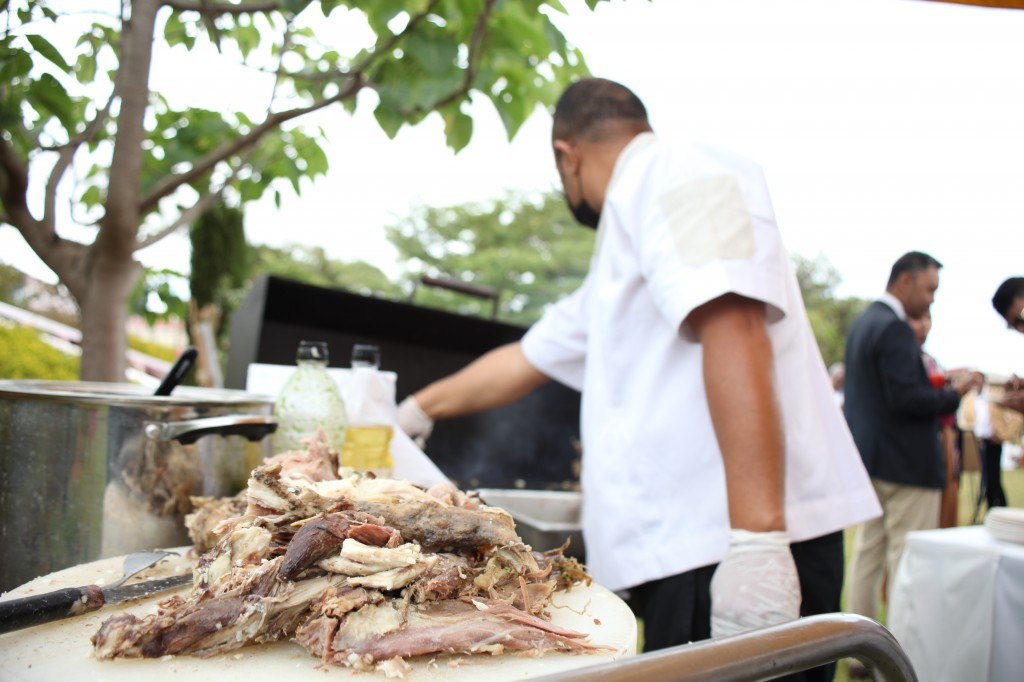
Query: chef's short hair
[[553, 78, 649, 142], [992, 277, 1024, 317], [887, 251, 943, 287]]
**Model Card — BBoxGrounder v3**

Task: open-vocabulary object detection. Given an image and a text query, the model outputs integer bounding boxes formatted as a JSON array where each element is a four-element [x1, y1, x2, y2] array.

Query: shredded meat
[[92, 429, 607, 676]]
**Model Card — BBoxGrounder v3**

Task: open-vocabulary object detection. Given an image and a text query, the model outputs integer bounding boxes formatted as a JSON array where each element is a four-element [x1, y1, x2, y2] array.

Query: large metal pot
[[0, 380, 276, 592]]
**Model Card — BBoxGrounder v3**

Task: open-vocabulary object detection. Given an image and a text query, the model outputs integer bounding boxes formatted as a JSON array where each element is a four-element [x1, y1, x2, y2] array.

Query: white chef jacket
[[522, 133, 881, 592]]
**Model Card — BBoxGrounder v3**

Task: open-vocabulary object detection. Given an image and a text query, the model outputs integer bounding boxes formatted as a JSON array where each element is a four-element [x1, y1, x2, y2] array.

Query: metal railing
[[534, 613, 917, 682]]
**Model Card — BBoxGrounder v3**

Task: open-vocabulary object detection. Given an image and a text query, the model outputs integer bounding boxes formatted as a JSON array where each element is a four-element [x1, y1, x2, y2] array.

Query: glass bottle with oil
[[340, 344, 394, 477]]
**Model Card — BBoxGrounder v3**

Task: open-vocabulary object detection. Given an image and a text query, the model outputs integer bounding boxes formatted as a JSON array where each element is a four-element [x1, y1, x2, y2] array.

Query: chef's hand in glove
[[397, 395, 434, 448], [710, 529, 801, 639]]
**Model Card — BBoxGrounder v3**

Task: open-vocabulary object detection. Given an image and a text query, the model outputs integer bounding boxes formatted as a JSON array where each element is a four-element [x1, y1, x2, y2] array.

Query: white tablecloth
[[889, 525, 1024, 682]]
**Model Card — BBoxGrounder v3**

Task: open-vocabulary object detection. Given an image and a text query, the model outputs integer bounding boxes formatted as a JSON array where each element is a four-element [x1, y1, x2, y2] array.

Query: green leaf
[[80, 184, 104, 210], [74, 53, 96, 84], [164, 12, 184, 48], [373, 101, 405, 139], [235, 23, 261, 59], [492, 6, 549, 52], [282, 0, 315, 13], [404, 30, 458, 76], [0, 47, 33, 83], [442, 104, 473, 152], [26, 34, 71, 73], [25, 73, 76, 133]]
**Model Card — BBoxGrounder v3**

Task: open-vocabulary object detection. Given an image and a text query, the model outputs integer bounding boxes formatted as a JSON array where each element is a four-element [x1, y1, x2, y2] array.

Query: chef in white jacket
[[398, 78, 879, 681]]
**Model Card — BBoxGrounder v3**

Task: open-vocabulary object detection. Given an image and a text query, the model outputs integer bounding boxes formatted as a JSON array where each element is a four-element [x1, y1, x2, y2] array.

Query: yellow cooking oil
[[340, 424, 394, 477]]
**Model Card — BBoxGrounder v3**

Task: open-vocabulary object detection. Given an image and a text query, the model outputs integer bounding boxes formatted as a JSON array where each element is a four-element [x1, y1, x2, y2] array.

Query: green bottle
[[272, 341, 347, 453]]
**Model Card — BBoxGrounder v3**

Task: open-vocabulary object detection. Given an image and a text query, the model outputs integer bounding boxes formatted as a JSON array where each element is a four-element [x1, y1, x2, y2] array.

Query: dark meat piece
[[279, 513, 352, 581], [279, 512, 403, 581], [92, 558, 344, 660]]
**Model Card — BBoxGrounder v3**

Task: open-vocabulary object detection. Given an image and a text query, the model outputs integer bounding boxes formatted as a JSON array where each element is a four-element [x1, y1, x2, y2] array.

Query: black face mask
[[568, 196, 601, 230]]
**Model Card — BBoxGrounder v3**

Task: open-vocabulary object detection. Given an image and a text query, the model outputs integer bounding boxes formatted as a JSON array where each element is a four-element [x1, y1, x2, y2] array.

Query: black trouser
[[980, 438, 1007, 509], [630, 530, 845, 682]]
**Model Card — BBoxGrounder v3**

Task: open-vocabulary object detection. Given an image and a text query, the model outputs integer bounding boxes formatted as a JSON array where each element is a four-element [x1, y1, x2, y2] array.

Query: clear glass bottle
[[272, 341, 347, 453], [340, 343, 394, 477]]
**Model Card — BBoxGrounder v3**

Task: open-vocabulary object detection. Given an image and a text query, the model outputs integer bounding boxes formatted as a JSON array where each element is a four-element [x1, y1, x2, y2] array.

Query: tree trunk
[[77, 253, 142, 382], [76, 0, 160, 382]]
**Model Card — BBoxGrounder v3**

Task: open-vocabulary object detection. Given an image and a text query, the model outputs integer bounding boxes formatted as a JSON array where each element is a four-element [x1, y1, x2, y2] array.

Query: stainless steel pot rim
[[0, 380, 274, 406]]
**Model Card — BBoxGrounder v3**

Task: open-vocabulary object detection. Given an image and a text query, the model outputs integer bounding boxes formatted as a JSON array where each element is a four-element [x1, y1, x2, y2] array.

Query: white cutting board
[[0, 549, 636, 681]]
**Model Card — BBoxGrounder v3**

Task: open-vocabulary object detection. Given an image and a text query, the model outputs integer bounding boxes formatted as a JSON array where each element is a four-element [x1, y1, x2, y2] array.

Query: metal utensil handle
[[0, 585, 104, 635], [153, 346, 198, 397], [144, 414, 277, 445]]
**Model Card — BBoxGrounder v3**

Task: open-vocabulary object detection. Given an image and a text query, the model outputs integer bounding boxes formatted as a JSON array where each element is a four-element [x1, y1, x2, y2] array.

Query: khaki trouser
[[846, 479, 941, 619]]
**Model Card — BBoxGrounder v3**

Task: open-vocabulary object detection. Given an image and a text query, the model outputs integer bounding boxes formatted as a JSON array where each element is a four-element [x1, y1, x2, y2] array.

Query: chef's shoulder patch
[[658, 175, 755, 266]]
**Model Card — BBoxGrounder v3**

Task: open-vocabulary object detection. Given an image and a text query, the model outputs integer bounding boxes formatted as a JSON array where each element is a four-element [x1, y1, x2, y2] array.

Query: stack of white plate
[[984, 507, 1024, 544]]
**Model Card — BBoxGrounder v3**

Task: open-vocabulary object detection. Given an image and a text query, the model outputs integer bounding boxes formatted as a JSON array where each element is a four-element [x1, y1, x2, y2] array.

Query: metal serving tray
[[476, 488, 585, 559]]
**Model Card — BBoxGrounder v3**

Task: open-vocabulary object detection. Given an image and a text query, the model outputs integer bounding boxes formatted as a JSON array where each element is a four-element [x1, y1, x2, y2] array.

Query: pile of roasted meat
[[91, 431, 606, 676]]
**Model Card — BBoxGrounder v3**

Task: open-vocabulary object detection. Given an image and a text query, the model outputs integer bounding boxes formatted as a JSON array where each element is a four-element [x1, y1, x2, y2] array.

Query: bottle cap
[[297, 340, 329, 363], [351, 343, 380, 369]]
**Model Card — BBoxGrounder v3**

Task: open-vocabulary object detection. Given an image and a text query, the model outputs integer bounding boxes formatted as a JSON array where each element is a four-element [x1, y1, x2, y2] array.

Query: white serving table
[[888, 524, 1024, 682]]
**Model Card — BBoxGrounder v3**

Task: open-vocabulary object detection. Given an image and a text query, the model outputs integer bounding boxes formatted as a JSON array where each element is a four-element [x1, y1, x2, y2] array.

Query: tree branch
[[138, 16, 290, 252], [103, 0, 160, 255], [0, 132, 35, 230], [0, 134, 90, 295], [138, 0, 451, 214], [135, 185, 225, 250], [162, 0, 281, 14], [44, 93, 116, 228], [137, 73, 363, 213]]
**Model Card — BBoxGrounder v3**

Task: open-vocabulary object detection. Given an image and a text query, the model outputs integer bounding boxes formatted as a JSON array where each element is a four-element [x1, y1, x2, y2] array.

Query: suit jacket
[[843, 301, 962, 488]]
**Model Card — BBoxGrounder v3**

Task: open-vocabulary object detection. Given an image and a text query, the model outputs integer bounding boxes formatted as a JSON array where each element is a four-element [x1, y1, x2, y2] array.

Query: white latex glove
[[396, 395, 434, 447], [710, 529, 801, 639]]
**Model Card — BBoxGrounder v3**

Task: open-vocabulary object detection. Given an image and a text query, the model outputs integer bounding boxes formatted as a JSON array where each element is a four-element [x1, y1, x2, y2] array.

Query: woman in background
[[908, 311, 961, 528]]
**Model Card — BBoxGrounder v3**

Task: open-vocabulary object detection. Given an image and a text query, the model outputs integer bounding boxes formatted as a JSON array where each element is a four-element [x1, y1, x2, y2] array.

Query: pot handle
[[144, 415, 277, 445]]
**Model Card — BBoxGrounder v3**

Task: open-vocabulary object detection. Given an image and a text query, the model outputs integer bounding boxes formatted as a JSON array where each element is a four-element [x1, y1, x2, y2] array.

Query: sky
[[2, 0, 1023, 377]]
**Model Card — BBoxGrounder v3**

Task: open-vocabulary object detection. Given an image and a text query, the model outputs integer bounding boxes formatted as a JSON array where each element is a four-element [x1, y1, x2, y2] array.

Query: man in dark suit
[[843, 252, 980, 633]]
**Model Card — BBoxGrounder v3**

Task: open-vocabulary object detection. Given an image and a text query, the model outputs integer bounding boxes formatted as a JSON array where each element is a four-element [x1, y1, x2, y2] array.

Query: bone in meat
[[301, 598, 611, 665], [349, 498, 517, 551]]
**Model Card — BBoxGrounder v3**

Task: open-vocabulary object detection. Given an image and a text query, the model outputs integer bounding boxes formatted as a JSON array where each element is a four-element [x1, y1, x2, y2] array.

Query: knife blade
[[0, 572, 192, 635], [104, 572, 193, 603]]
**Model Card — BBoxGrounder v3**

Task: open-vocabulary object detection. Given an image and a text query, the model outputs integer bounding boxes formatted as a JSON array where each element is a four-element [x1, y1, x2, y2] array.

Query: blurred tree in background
[[250, 244, 400, 298], [387, 202, 866, 363], [794, 254, 870, 368], [3, 208, 863, 381], [190, 203, 250, 325], [388, 190, 594, 325], [130, 267, 189, 327], [0, 0, 594, 381]]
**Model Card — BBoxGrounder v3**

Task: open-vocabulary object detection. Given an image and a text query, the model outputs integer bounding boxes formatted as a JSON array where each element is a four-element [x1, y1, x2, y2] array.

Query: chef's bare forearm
[[413, 342, 550, 421], [688, 294, 786, 533]]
